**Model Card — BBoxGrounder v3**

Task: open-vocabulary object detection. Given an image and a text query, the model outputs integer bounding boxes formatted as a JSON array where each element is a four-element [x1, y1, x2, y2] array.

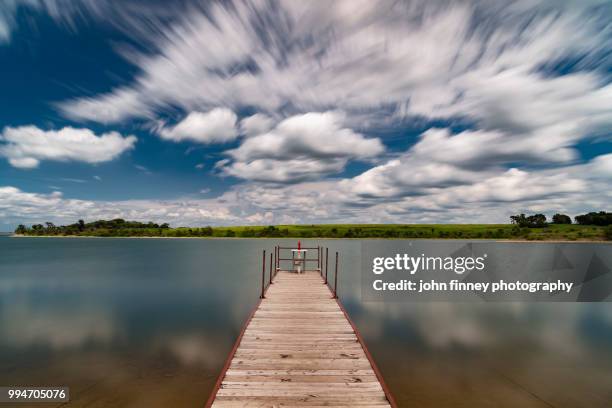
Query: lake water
[[1, 237, 611, 407]]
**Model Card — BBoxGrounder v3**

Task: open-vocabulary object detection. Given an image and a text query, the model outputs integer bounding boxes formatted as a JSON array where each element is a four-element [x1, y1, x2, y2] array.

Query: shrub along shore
[[13, 213, 612, 241]]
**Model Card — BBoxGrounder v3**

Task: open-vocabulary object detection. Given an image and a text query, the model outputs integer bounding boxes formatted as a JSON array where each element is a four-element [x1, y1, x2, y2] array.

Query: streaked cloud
[[158, 108, 238, 144], [2, 0, 612, 225], [220, 111, 384, 182], [239, 114, 275, 137], [56, 1, 612, 128], [2, 150, 610, 226]]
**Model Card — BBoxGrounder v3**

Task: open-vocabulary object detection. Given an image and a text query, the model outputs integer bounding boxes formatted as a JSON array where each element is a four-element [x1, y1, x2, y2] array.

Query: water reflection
[[0, 237, 266, 408], [2, 298, 116, 349], [0, 238, 611, 407], [334, 244, 612, 407], [353, 302, 612, 407]]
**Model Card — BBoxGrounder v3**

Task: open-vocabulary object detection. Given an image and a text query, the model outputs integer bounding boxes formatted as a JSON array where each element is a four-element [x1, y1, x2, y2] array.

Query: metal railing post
[[324, 247, 329, 284], [269, 252, 273, 285], [334, 251, 339, 299], [260, 249, 266, 299], [274, 246, 278, 277]]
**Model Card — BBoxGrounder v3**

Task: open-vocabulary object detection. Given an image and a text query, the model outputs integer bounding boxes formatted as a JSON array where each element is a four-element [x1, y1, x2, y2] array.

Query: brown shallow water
[[0, 237, 611, 407]]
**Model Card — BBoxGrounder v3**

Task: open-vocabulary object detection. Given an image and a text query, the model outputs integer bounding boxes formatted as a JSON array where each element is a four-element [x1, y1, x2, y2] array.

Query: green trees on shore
[[511, 211, 612, 227], [574, 212, 612, 226], [510, 213, 547, 228], [14, 218, 174, 237], [552, 214, 572, 224], [12, 212, 612, 240]]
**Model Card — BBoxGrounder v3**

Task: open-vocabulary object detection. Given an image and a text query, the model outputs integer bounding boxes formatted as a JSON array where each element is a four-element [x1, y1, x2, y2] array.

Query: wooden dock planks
[[208, 271, 393, 407]]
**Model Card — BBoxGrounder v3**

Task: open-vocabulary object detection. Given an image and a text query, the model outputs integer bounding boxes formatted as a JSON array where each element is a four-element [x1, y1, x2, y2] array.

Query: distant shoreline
[[10, 234, 610, 243], [12, 221, 611, 241]]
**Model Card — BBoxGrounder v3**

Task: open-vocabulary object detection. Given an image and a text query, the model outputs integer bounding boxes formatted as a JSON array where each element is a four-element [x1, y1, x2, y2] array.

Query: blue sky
[[1, 0, 612, 230]]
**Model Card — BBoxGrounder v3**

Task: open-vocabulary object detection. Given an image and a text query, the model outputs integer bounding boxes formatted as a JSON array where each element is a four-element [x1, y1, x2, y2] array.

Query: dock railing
[[261, 245, 340, 299], [276, 245, 322, 272]]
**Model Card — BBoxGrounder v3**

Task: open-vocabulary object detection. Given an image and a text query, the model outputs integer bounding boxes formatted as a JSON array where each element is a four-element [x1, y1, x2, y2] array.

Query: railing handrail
[[277, 258, 320, 261], [263, 244, 339, 299], [276, 245, 322, 273], [277, 246, 320, 250]]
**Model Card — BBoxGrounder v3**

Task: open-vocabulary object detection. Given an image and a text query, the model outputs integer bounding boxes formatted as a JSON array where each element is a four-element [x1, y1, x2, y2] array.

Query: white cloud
[[229, 112, 382, 161], [0, 0, 115, 45], [0, 0, 32, 44], [239, 113, 275, 137], [231, 158, 607, 224], [0, 125, 136, 168], [411, 128, 577, 169], [340, 122, 592, 201], [220, 111, 384, 182], [337, 161, 600, 224], [134, 164, 150, 173], [60, 88, 153, 123], [8, 157, 39, 169], [588, 153, 612, 177], [51, 1, 612, 191], [344, 158, 487, 198], [440, 168, 585, 204], [223, 157, 347, 183], [0, 186, 239, 226], [3, 0, 612, 223], [0, 14, 10, 43], [55, 2, 612, 130], [1, 148, 611, 228], [158, 108, 238, 144]]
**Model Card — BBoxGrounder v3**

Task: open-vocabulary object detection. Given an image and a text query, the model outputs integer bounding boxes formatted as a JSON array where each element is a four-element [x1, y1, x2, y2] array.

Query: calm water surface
[[0, 237, 611, 407]]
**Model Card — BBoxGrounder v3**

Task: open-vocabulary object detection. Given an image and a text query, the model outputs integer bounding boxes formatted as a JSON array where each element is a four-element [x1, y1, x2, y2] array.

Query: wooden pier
[[206, 247, 395, 407]]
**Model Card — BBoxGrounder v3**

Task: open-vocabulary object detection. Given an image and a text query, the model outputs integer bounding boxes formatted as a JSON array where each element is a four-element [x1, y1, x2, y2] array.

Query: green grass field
[[198, 223, 609, 240], [17, 223, 612, 241]]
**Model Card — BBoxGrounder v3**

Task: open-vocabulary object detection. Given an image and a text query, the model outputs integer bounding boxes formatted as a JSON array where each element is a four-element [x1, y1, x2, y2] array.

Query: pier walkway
[[207, 251, 395, 407]]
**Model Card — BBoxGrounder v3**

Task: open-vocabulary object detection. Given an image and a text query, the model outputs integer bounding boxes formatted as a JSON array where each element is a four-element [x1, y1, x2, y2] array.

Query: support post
[[269, 252, 273, 285], [260, 249, 266, 299], [273, 246, 277, 277], [321, 246, 323, 275], [334, 251, 339, 299], [325, 247, 329, 284]]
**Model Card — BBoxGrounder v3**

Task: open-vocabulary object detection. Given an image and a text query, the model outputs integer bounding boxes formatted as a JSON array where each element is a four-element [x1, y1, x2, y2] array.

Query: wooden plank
[[209, 271, 392, 408], [212, 396, 390, 406], [223, 375, 380, 383], [225, 369, 381, 376]]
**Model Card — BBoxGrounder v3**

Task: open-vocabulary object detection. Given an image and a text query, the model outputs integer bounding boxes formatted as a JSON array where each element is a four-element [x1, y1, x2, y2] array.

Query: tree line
[[510, 211, 612, 228], [13, 212, 612, 240], [14, 219, 171, 236]]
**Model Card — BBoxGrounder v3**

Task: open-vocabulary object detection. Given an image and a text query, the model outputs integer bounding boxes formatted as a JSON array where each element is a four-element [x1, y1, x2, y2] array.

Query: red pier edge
[[335, 297, 399, 408], [203, 297, 262, 408]]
